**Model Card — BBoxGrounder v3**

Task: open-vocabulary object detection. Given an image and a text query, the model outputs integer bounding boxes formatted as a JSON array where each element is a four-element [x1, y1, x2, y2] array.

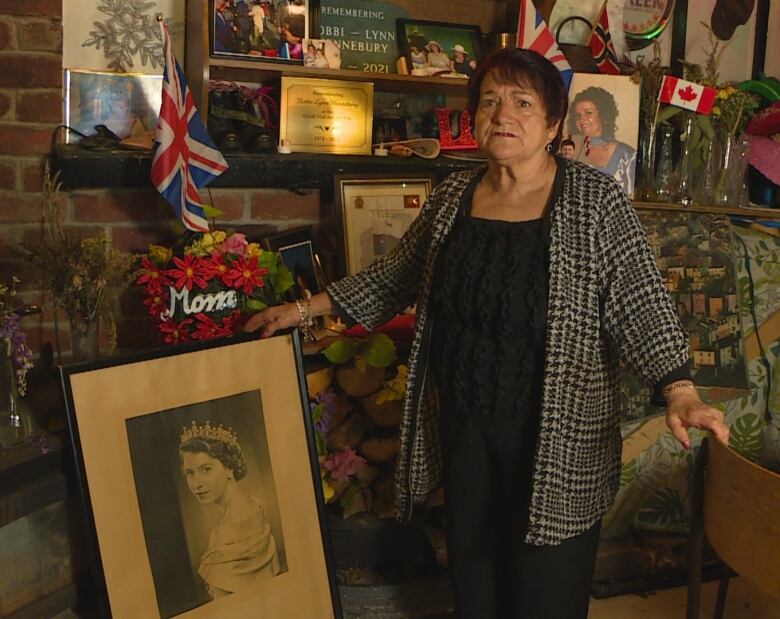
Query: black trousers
[[441, 415, 601, 619]]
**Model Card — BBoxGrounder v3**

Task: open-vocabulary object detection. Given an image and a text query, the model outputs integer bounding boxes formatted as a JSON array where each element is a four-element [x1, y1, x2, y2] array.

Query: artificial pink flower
[[221, 233, 248, 257], [324, 448, 366, 482]]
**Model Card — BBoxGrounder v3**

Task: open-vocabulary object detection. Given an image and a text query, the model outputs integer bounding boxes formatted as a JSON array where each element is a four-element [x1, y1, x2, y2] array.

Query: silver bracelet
[[295, 299, 314, 328]]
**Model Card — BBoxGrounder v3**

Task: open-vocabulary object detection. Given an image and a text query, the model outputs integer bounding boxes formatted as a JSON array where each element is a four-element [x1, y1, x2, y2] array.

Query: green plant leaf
[[659, 106, 682, 124], [637, 487, 685, 527], [730, 413, 763, 460], [272, 266, 294, 294], [323, 338, 358, 364], [245, 298, 267, 311], [361, 333, 396, 368]]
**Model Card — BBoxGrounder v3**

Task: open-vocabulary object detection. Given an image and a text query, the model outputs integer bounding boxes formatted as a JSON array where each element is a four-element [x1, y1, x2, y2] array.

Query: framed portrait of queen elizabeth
[[61, 332, 341, 618]]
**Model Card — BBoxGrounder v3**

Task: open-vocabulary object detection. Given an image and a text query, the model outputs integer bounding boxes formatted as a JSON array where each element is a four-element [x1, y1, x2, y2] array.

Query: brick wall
[[0, 1, 326, 357]]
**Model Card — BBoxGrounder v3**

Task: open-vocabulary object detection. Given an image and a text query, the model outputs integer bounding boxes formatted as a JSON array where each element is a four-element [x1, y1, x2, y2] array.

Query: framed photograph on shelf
[[396, 18, 483, 78], [334, 174, 435, 275], [211, 0, 309, 63], [261, 226, 326, 301], [61, 333, 341, 619], [564, 73, 640, 197], [64, 69, 162, 143], [301, 38, 342, 69]]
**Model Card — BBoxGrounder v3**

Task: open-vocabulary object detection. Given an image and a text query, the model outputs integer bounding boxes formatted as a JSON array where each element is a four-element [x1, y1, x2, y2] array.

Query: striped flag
[[588, 2, 621, 75], [516, 0, 573, 90], [658, 75, 717, 115], [151, 20, 228, 232]]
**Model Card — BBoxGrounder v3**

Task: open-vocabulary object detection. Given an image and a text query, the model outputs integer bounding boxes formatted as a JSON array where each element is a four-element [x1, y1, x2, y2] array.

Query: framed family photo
[[396, 18, 483, 78], [62, 333, 341, 618], [334, 174, 434, 275], [211, 0, 309, 63], [64, 69, 162, 143]]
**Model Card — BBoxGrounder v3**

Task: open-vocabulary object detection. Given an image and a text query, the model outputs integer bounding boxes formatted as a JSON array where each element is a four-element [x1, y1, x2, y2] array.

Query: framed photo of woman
[[61, 332, 341, 619], [565, 73, 641, 197]]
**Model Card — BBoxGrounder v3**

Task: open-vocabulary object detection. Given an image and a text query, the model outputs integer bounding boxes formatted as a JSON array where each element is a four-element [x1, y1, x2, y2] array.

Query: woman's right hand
[[244, 302, 300, 338]]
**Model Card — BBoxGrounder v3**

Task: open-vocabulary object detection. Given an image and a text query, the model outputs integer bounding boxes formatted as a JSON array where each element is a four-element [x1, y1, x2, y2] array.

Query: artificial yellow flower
[[321, 473, 335, 501], [246, 242, 261, 257], [148, 244, 173, 266]]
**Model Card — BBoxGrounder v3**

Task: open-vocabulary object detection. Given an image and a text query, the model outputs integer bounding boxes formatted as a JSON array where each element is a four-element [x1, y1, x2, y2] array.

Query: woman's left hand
[[665, 389, 729, 448]]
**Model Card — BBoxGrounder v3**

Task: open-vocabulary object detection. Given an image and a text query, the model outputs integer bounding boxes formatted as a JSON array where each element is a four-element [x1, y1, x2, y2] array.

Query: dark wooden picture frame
[[61, 332, 341, 618], [261, 226, 326, 301], [396, 18, 484, 78]]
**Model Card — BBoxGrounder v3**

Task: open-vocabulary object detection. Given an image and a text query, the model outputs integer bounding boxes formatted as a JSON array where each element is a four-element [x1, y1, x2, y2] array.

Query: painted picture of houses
[[619, 211, 748, 425]]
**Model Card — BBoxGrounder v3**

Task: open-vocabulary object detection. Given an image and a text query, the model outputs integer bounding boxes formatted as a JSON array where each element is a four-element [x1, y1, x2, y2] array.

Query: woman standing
[[180, 421, 281, 599], [567, 85, 637, 195], [246, 48, 728, 618]]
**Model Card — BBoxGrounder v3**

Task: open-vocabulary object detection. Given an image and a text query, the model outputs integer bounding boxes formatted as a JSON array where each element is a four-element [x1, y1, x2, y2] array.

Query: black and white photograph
[[126, 391, 286, 617]]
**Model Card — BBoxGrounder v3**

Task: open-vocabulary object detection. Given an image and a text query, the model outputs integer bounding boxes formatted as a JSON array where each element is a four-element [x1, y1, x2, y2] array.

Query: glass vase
[[636, 118, 658, 201], [0, 348, 31, 448], [70, 318, 100, 362], [694, 137, 719, 206], [713, 134, 750, 207], [674, 116, 695, 206], [654, 125, 675, 203]]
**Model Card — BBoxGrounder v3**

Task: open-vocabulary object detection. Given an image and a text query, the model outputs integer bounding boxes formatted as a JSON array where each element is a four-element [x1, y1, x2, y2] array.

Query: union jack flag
[[516, 0, 573, 90], [588, 2, 621, 75], [151, 20, 228, 232]]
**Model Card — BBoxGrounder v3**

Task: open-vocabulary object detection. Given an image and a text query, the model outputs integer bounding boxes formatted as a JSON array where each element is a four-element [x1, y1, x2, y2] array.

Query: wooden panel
[[704, 437, 780, 600]]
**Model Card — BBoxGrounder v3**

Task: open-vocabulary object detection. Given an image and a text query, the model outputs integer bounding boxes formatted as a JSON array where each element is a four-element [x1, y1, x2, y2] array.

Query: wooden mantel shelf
[[53, 145, 478, 190], [52, 146, 780, 219]]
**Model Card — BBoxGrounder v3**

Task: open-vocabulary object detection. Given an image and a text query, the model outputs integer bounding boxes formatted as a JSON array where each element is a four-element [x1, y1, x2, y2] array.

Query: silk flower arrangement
[[137, 231, 293, 343]]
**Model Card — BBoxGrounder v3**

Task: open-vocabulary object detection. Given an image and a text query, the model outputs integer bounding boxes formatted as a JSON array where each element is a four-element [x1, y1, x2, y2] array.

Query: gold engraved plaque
[[279, 76, 374, 155]]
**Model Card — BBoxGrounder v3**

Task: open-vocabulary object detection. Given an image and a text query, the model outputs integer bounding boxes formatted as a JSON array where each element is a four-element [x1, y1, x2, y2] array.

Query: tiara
[[180, 420, 240, 449]]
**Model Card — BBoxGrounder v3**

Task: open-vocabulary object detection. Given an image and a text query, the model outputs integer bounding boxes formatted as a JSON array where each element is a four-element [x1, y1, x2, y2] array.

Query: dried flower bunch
[[23, 167, 135, 354], [0, 278, 33, 396]]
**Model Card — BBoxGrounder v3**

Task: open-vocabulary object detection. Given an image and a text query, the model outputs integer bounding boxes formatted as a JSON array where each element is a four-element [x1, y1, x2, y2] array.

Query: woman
[[246, 48, 728, 618], [180, 420, 281, 599], [426, 40, 451, 74], [567, 86, 637, 195]]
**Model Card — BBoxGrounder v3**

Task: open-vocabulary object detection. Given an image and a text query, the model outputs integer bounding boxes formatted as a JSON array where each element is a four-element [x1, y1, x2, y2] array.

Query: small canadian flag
[[658, 75, 717, 114]]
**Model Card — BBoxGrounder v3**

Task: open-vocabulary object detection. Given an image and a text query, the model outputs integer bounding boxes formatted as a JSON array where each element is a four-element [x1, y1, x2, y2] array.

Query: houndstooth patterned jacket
[[327, 159, 689, 545]]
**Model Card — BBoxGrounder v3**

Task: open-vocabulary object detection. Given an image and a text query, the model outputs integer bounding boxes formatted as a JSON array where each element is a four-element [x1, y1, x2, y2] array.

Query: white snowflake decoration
[[82, 0, 164, 72]]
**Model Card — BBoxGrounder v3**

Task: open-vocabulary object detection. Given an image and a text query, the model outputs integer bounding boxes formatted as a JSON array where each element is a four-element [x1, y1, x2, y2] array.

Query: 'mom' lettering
[[162, 286, 238, 319]]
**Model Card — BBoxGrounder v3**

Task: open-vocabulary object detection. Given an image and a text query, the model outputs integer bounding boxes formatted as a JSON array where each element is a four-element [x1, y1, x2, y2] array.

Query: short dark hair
[[180, 436, 247, 481], [467, 48, 568, 151], [567, 86, 618, 142], [560, 138, 575, 149]]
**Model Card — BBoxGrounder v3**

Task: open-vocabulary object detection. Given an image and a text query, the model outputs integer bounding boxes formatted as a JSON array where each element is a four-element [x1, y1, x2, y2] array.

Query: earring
[[546, 142, 553, 153]]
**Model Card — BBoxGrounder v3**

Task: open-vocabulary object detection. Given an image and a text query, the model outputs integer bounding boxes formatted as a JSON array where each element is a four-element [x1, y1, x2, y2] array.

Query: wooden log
[[337, 366, 384, 397], [358, 437, 400, 463], [326, 414, 365, 451], [360, 395, 402, 427]]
